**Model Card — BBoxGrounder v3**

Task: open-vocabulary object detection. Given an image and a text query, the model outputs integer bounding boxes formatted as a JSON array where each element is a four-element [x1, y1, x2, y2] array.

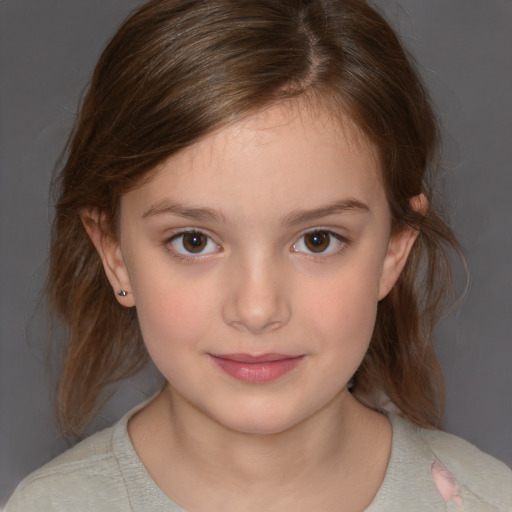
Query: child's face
[[98, 101, 417, 434]]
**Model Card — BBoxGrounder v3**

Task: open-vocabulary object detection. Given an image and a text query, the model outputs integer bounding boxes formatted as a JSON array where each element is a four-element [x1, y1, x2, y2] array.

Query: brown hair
[[48, 0, 462, 436]]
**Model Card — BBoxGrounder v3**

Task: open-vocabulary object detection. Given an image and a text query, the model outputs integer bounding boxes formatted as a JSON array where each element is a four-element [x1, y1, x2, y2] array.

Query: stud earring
[[117, 290, 128, 297]]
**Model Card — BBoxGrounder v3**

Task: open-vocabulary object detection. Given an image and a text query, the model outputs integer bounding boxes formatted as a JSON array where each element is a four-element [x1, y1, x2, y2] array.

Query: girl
[[5, 0, 511, 510]]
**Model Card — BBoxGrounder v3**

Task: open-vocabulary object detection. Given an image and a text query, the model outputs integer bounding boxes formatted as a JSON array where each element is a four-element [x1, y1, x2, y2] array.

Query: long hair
[[48, 0, 461, 436]]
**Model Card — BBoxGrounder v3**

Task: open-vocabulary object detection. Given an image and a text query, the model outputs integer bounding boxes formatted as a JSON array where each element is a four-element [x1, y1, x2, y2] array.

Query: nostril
[[223, 295, 291, 334], [221, 261, 291, 333], [228, 318, 284, 334]]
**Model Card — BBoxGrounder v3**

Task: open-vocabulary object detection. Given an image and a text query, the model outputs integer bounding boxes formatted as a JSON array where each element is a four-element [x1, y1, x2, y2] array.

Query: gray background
[[1, 0, 511, 504]]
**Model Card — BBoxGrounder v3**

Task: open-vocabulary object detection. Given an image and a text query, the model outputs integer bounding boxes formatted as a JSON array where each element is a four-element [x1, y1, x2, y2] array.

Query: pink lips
[[209, 353, 304, 383]]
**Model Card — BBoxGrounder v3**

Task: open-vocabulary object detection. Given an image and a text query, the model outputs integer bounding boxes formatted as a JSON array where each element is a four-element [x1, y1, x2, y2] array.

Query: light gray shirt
[[5, 403, 512, 511]]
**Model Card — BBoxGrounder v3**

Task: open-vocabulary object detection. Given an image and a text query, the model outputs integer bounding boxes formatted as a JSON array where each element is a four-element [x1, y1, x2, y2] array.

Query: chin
[[211, 404, 306, 436]]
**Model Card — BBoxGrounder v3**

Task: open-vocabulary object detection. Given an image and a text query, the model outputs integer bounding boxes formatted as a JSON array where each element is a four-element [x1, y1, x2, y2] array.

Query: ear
[[378, 194, 427, 300], [81, 208, 135, 307]]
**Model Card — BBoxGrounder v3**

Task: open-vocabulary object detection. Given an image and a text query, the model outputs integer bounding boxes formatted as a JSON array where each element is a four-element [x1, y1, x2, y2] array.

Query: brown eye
[[304, 231, 330, 252], [292, 230, 346, 256], [169, 231, 220, 257], [182, 232, 207, 253]]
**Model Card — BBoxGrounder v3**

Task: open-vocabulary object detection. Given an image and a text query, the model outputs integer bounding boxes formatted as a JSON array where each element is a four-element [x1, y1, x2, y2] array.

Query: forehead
[[163, 100, 378, 175], [122, 101, 386, 222]]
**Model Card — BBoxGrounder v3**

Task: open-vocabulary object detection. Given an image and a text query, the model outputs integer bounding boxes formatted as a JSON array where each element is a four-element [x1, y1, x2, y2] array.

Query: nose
[[221, 254, 291, 334]]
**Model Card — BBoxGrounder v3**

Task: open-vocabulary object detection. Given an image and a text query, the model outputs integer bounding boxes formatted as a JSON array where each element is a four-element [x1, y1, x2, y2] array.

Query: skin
[[84, 101, 421, 511]]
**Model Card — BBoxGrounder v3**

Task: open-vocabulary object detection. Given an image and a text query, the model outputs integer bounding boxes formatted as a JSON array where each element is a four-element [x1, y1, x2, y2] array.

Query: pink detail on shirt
[[431, 460, 463, 505]]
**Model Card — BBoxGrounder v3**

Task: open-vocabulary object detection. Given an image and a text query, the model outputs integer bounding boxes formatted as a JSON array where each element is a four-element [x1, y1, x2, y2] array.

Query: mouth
[[208, 353, 305, 383]]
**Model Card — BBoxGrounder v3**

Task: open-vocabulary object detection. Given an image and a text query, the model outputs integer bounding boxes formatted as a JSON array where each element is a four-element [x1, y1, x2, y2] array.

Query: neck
[[129, 386, 392, 512], [170, 385, 354, 481]]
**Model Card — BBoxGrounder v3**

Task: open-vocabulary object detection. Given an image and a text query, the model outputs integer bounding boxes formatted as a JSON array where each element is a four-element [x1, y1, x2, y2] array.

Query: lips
[[209, 353, 304, 383]]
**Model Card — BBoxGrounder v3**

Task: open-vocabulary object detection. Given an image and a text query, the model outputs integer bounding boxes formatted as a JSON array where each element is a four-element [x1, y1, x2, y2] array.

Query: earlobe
[[81, 208, 135, 307], [378, 194, 427, 300]]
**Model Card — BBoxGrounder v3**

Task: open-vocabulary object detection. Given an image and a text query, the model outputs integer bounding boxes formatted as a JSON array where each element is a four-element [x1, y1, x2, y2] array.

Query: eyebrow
[[142, 201, 227, 223], [142, 198, 369, 225], [281, 199, 370, 225]]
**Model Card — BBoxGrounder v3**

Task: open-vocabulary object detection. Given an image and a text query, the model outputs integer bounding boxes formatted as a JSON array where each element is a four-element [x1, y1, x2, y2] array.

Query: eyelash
[[165, 229, 221, 262], [291, 229, 349, 260], [164, 228, 350, 262]]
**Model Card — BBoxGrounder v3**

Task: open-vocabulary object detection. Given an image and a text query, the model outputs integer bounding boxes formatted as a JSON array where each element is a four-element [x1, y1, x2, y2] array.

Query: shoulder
[[4, 423, 130, 512], [421, 425, 512, 505], [391, 414, 512, 510]]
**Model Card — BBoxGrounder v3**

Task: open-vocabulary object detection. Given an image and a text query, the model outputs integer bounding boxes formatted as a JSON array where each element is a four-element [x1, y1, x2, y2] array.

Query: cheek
[[132, 280, 219, 393], [303, 260, 381, 345], [131, 270, 217, 358]]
